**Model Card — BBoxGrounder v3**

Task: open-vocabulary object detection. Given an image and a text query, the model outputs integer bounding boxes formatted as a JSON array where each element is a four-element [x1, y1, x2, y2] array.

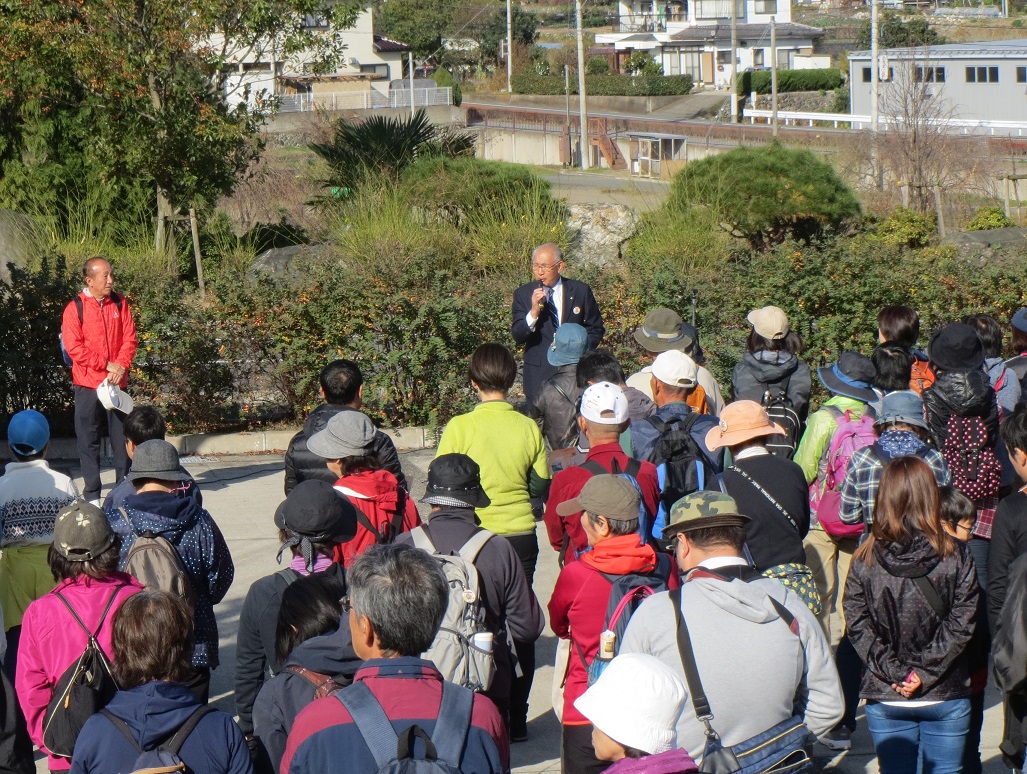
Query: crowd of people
[[1, 250, 1027, 774]]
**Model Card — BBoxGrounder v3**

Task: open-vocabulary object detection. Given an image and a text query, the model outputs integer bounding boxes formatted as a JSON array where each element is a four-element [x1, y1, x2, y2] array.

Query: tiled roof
[[668, 21, 823, 42], [374, 34, 411, 53]]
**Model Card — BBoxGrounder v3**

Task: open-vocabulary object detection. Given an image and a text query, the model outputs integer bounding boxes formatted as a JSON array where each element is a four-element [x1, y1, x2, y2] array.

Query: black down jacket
[[844, 533, 979, 702], [922, 369, 1000, 451], [283, 404, 406, 494]]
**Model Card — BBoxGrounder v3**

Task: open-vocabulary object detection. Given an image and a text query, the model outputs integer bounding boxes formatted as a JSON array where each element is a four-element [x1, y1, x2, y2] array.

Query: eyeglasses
[[956, 522, 975, 536], [532, 262, 561, 271]]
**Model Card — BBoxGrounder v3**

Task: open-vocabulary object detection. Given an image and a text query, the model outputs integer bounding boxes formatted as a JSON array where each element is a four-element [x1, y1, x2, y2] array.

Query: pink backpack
[[810, 408, 877, 538]]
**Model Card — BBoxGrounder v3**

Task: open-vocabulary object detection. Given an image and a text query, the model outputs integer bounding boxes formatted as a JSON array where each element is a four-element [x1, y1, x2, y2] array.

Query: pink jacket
[[16, 572, 143, 770]]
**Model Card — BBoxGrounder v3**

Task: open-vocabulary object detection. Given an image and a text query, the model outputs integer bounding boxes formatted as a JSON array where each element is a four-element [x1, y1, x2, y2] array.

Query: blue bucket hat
[[7, 410, 50, 457], [875, 390, 929, 432], [548, 323, 589, 367], [1012, 308, 1027, 334], [817, 351, 878, 403]]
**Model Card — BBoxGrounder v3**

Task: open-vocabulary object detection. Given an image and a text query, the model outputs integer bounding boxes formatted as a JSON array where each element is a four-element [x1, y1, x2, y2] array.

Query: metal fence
[[276, 87, 452, 113], [746, 108, 1027, 136]]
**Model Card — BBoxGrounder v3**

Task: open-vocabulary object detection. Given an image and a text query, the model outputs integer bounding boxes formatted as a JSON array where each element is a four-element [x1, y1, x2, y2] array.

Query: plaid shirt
[[839, 431, 950, 526]]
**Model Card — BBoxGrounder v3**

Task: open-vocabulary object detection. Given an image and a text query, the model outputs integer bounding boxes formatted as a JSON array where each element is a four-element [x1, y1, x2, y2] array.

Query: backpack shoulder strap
[[669, 588, 715, 724], [580, 460, 606, 477], [912, 575, 948, 619], [547, 378, 577, 408], [74, 295, 84, 325], [411, 525, 437, 554], [644, 415, 667, 434], [623, 458, 641, 478], [277, 568, 301, 585], [458, 530, 493, 564], [353, 508, 384, 543], [55, 586, 124, 638], [428, 682, 473, 766], [100, 710, 143, 754], [729, 466, 800, 533], [388, 489, 409, 542], [337, 681, 401, 769], [161, 705, 215, 756], [284, 666, 341, 699]]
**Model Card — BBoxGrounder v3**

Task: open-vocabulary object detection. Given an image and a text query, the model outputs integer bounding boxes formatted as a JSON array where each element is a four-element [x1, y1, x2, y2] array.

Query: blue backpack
[[102, 705, 213, 774]]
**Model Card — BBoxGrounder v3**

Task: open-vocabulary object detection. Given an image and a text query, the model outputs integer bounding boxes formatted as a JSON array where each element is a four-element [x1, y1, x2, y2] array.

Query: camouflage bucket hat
[[661, 491, 750, 539]]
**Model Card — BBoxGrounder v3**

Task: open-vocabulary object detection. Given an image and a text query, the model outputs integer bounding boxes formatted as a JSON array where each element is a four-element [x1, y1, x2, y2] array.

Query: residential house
[[595, 0, 821, 87]]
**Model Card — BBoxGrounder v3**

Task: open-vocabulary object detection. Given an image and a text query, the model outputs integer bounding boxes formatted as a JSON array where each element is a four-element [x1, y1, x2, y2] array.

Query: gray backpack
[[411, 527, 496, 692], [337, 680, 472, 774], [118, 509, 196, 614]]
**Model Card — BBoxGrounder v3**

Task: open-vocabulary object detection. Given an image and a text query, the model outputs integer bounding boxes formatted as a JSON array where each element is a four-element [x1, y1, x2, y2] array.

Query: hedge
[[512, 71, 693, 96], [738, 68, 843, 95]]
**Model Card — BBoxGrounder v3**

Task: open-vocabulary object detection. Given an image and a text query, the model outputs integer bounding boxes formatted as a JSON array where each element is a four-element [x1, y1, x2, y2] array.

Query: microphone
[[538, 281, 548, 311]]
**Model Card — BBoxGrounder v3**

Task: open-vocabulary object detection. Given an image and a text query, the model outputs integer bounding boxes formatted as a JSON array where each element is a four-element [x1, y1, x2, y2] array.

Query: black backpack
[[575, 553, 673, 686], [101, 705, 214, 774], [760, 375, 801, 460], [42, 588, 124, 758], [644, 413, 718, 533]]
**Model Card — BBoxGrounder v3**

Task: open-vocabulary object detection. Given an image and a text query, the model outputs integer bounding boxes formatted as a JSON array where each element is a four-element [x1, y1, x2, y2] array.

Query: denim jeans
[[865, 698, 970, 774]]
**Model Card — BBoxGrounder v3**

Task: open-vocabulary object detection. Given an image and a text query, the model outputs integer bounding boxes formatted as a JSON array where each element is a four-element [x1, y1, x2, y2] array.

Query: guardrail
[[277, 87, 452, 113], [745, 108, 1027, 135]]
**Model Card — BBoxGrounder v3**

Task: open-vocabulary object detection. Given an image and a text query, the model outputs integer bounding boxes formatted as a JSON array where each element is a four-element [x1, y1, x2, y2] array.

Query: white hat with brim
[[573, 654, 686, 755], [97, 380, 135, 415]]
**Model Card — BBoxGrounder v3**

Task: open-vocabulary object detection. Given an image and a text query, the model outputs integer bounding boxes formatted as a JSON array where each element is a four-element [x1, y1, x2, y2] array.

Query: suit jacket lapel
[[562, 281, 575, 322]]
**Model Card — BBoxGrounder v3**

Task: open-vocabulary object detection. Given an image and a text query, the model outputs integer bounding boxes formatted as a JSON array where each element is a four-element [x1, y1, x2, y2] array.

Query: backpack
[[410, 526, 496, 692], [644, 413, 718, 539], [118, 508, 196, 614], [942, 414, 1001, 503], [810, 408, 877, 539], [542, 377, 581, 449], [336, 680, 473, 774], [42, 588, 124, 759], [575, 553, 673, 686], [101, 705, 214, 774], [61, 293, 125, 368], [685, 384, 709, 416], [354, 489, 409, 545], [760, 375, 802, 460], [909, 358, 936, 395]]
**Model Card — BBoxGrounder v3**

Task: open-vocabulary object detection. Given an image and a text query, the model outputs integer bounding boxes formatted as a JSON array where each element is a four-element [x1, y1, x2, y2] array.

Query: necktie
[[545, 288, 559, 328]]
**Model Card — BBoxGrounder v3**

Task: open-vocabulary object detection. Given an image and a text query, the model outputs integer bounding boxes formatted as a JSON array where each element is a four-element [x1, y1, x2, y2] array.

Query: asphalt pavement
[[49, 448, 1013, 774]]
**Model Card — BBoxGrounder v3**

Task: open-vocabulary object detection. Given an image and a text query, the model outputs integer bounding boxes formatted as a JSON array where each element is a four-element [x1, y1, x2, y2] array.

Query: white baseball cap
[[650, 350, 697, 389], [574, 654, 686, 755], [579, 381, 629, 425], [96, 380, 135, 415]]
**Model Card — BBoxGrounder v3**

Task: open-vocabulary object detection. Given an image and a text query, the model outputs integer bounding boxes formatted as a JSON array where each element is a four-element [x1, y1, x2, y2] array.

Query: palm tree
[[310, 109, 475, 195]]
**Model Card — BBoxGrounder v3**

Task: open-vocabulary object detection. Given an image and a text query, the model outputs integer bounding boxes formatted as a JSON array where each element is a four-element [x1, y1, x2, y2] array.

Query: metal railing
[[746, 108, 1027, 135], [276, 87, 452, 113]]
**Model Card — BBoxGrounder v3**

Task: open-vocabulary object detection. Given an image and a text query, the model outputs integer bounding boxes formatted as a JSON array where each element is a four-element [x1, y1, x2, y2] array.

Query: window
[[695, 0, 745, 18], [1018, 66, 1026, 83], [862, 66, 871, 83], [716, 50, 732, 64], [753, 48, 765, 67], [301, 13, 328, 28], [861, 66, 892, 82], [360, 64, 390, 77], [754, 0, 777, 12], [914, 66, 945, 83], [966, 65, 999, 83]]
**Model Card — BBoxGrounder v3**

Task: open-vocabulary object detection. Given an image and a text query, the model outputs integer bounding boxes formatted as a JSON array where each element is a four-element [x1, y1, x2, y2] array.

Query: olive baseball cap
[[661, 491, 750, 539], [53, 500, 116, 561], [555, 475, 640, 521]]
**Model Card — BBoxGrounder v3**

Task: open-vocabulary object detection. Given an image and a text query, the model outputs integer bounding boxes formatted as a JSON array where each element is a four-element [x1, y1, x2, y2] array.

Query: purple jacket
[[605, 749, 698, 774]]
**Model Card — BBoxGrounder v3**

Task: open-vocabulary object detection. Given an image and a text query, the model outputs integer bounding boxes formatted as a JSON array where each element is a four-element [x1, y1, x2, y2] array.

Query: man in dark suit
[[510, 243, 604, 407]]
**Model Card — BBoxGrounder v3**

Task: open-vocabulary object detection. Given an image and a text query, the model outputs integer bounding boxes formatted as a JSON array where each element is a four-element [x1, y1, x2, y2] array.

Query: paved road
[[53, 449, 1012, 774]]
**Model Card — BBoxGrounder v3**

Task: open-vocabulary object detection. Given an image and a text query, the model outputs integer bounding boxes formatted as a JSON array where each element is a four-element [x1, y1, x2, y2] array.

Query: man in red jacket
[[61, 257, 138, 504], [544, 382, 660, 564]]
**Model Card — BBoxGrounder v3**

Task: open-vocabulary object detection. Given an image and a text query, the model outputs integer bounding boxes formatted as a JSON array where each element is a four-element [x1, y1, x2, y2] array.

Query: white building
[[849, 40, 1027, 125], [595, 0, 821, 88], [216, 8, 411, 110]]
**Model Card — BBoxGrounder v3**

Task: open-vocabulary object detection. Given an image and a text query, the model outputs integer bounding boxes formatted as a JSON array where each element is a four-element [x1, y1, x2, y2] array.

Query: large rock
[[247, 243, 337, 281], [566, 204, 639, 268], [0, 210, 43, 281]]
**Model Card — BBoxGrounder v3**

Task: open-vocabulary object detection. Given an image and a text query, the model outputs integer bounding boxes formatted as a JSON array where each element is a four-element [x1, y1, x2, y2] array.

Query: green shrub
[[738, 68, 843, 95], [586, 56, 611, 75], [433, 67, 462, 107], [669, 143, 860, 250], [872, 207, 936, 248], [831, 86, 850, 113], [512, 71, 692, 96], [966, 206, 1015, 231], [1013, 17, 1024, 27]]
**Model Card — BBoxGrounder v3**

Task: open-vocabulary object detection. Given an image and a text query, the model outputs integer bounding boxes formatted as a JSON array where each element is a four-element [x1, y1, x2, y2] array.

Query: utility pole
[[506, 0, 514, 92], [870, 0, 879, 133], [729, 0, 738, 122], [408, 50, 415, 119], [770, 16, 778, 137], [575, 0, 590, 169]]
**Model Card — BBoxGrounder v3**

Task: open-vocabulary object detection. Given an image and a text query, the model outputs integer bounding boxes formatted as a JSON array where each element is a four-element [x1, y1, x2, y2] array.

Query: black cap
[[929, 323, 985, 372], [274, 480, 359, 544], [421, 454, 491, 509]]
